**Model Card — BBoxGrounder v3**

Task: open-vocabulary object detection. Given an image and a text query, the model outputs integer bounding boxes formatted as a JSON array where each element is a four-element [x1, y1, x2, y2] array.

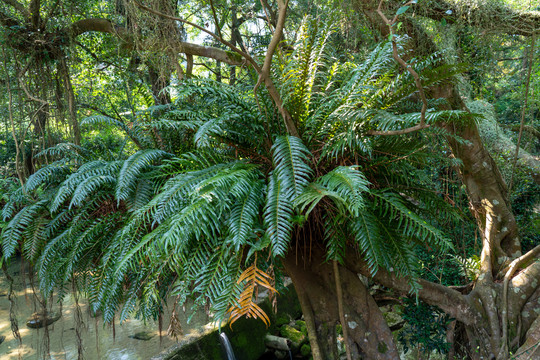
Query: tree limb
[[367, 0, 430, 136], [69, 18, 245, 66], [419, 0, 540, 37], [133, 0, 298, 136], [344, 257, 479, 326], [499, 245, 540, 358], [254, 0, 298, 136], [132, 0, 259, 70]]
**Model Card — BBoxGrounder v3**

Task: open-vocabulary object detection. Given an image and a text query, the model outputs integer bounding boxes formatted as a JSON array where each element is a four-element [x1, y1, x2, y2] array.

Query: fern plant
[[1, 18, 474, 329]]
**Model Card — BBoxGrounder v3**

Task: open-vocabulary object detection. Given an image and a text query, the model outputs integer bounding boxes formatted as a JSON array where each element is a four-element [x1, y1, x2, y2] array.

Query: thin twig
[[508, 32, 536, 194], [209, 0, 223, 40]]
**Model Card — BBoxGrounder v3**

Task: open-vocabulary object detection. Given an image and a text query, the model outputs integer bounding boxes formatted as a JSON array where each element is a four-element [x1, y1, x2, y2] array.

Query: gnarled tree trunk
[[284, 246, 400, 359], [342, 1, 540, 358]]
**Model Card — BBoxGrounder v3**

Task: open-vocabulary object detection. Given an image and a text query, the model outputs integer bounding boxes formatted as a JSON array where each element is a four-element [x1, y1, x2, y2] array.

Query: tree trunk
[[59, 57, 81, 145], [349, 1, 540, 357], [284, 245, 400, 359]]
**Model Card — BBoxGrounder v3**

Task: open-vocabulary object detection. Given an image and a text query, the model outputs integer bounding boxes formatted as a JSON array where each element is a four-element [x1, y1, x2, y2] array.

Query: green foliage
[[398, 298, 452, 355], [0, 20, 471, 328]]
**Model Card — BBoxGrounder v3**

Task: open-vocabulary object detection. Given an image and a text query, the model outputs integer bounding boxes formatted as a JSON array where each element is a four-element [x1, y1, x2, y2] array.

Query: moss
[[276, 287, 303, 320], [225, 50, 243, 63], [377, 341, 388, 354], [226, 314, 270, 360], [336, 324, 343, 336], [164, 332, 222, 360], [276, 314, 291, 327], [280, 324, 306, 344], [300, 343, 311, 357]]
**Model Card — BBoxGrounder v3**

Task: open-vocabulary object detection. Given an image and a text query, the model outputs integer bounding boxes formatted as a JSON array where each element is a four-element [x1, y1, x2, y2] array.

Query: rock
[[275, 350, 288, 359], [279, 324, 306, 352], [26, 310, 61, 329], [295, 320, 307, 335], [0, 335, 5, 345], [265, 334, 291, 351], [129, 331, 155, 341], [275, 314, 291, 327]]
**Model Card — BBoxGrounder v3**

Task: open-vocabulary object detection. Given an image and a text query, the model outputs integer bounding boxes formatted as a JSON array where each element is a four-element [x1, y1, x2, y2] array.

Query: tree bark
[[284, 246, 400, 360], [59, 57, 81, 145], [352, 0, 540, 357]]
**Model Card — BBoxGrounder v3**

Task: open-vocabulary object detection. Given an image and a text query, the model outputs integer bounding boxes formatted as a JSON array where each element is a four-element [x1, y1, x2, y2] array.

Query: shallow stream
[[0, 260, 211, 360]]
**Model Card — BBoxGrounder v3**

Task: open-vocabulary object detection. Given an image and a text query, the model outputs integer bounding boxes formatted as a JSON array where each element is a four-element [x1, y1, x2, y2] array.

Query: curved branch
[[344, 257, 478, 326], [132, 0, 259, 70], [133, 0, 299, 136], [69, 18, 244, 66], [499, 245, 540, 358]]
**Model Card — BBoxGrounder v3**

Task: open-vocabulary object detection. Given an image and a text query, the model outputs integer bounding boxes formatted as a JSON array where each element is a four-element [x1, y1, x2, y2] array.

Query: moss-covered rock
[[276, 314, 291, 327], [154, 284, 302, 360], [295, 320, 307, 336], [280, 324, 307, 353], [300, 343, 311, 357], [280, 325, 305, 344]]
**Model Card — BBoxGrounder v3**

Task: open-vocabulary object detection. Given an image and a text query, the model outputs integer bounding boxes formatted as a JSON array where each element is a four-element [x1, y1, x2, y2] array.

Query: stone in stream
[[129, 331, 155, 341], [26, 310, 61, 329], [0, 335, 5, 345]]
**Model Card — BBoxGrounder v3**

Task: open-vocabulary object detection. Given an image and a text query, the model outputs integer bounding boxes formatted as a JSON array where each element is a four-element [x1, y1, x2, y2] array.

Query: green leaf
[[396, 5, 410, 15], [264, 173, 294, 257], [272, 136, 313, 199]]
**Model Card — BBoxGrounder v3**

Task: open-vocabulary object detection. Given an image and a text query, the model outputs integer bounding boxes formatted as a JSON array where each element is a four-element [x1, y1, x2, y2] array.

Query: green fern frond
[[2, 200, 48, 259], [349, 210, 387, 273], [116, 149, 172, 203], [272, 136, 312, 198], [70, 175, 116, 209], [25, 161, 73, 192], [81, 115, 130, 133], [35, 142, 90, 161], [50, 160, 121, 213], [264, 173, 294, 257], [318, 166, 369, 216], [372, 191, 453, 251], [227, 181, 264, 251]]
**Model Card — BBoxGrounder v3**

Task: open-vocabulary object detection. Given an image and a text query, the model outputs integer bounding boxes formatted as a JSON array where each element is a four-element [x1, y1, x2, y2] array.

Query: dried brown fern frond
[[227, 257, 277, 328]]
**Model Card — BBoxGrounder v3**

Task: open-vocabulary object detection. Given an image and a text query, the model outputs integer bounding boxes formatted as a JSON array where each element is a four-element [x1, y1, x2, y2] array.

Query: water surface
[[0, 260, 210, 359]]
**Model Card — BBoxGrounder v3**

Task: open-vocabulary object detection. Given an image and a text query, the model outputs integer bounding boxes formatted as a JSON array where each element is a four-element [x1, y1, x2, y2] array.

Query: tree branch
[[254, 0, 298, 136], [133, 0, 298, 136], [367, 0, 430, 136], [367, 123, 430, 136], [132, 0, 259, 70], [69, 18, 245, 66], [419, 0, 540, 37], [499, 245, 540, 358], [344, 257, 478, 326]]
